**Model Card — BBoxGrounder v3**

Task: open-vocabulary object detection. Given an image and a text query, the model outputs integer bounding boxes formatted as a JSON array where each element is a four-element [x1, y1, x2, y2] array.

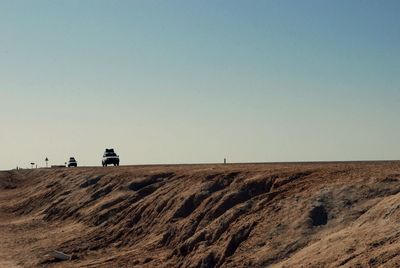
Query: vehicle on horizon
[[67, 157, 77, 167], [102, 148, 120, 167]]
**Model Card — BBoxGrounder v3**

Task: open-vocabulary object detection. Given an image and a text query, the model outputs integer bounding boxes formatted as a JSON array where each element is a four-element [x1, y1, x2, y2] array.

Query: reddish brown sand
[[1, 162, 400, 267]]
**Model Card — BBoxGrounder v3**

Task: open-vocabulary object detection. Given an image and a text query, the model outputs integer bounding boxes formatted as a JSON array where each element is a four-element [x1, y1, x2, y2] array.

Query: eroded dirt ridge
[[1, 163, 400, 267]]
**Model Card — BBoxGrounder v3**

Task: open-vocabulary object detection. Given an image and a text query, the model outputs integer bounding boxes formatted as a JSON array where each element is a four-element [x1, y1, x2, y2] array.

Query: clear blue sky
[[1, 1, 399, 169]]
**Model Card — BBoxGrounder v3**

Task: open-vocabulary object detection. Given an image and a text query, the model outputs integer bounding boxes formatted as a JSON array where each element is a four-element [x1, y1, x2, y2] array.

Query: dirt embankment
[[1, 162, 400, 267]]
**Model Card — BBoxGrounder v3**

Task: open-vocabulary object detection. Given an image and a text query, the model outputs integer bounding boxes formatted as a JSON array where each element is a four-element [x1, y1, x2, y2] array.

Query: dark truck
[[102, 148, 120, 167], [67, 157, 77, 167]]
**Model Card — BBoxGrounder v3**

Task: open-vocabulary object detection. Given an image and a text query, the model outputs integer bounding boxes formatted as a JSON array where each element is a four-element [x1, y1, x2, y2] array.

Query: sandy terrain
[[1, 162, 400, 267]]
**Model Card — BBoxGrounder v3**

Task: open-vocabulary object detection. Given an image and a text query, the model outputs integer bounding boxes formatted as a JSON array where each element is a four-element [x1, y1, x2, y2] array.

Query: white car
[[102, 149, 120, 167]]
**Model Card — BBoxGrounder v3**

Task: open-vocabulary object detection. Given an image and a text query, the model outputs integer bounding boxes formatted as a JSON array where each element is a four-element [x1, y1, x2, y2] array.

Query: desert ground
[[1, 162, 400, 267]]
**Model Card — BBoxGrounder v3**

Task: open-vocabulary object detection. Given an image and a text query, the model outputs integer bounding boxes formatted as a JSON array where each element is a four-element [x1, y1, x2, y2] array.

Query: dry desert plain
[[1, 162, 400, 267]]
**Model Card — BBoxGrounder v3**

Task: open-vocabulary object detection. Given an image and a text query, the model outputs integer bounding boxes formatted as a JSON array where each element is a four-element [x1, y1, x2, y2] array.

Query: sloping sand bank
[[1, 162, 400, 267]]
